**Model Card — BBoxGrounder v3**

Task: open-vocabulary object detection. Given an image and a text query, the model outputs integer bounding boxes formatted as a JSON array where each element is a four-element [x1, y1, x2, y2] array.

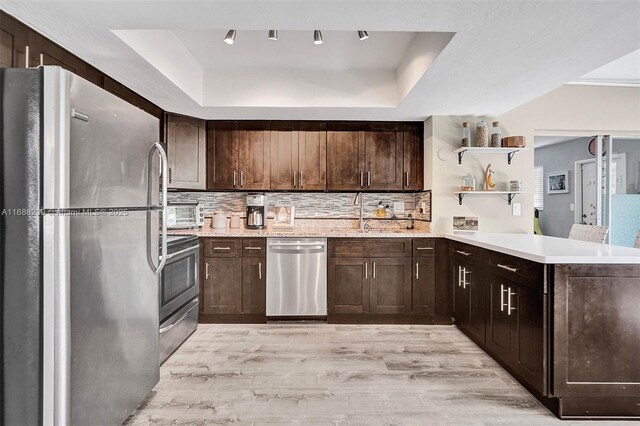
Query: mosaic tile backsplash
[[168, 191, 431, 221]]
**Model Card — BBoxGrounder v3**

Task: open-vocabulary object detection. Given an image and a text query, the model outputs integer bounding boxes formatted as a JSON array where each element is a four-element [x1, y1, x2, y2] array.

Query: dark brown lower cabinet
[[200, 238, 266, 323], [451, 258, 485, 344], [370, 258, 411, 314], [328, 238, 446, 324], [201, 257, 242, 314], [328, 258, 370, 314]]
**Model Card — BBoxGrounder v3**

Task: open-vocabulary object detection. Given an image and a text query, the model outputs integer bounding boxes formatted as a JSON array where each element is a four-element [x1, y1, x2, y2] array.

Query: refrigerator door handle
[[147, 142, 168, 274]]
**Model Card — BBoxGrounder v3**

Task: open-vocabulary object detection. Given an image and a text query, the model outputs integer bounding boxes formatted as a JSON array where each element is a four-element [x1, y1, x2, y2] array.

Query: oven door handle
[[163, 245, 198, 261]]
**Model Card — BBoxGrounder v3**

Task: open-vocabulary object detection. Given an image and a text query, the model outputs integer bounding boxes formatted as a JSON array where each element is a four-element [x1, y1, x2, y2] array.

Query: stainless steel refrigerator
[[1, 66, 168, 425]]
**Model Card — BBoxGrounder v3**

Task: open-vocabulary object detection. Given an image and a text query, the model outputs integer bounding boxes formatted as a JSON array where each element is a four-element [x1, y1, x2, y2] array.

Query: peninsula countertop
[[447, 232, 640, 264]]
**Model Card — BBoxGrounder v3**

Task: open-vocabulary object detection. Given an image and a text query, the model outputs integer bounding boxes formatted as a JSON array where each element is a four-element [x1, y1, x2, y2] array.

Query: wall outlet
[[512, 203, 521, 216], [393, 202, 405, 213], [570, 203, 575, 211]]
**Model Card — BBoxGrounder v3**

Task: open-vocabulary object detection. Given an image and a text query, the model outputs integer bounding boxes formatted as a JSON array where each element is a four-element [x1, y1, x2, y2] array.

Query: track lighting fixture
[[224, 29, 236, 45], [358, 30, 369, 40], [268, 30, 278, 40], [313, 30, 323, 45]]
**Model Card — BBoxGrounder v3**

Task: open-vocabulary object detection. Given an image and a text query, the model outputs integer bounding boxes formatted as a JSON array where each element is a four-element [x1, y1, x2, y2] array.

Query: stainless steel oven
[[159, 234, 199, 363]]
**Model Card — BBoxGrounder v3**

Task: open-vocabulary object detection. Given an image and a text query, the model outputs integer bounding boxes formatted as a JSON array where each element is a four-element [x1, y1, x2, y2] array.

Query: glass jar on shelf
[[490, 121, 502, 147], [461, 174, 477, 192], [461, 122, 470, 147], [475, 121, 489, 147]]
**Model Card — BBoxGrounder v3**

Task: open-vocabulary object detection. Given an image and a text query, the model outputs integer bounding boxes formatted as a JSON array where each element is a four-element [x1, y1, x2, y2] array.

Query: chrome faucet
[[353, 192, 365, 230]]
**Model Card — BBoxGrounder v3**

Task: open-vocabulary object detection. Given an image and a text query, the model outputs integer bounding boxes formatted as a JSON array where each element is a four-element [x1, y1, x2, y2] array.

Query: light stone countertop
[[171, 226, 440, 239], [447, 232, 640, 264]]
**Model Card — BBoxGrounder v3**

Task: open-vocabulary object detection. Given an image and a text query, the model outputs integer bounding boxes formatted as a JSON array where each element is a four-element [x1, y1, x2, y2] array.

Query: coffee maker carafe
[[246, 193, 266, 229]]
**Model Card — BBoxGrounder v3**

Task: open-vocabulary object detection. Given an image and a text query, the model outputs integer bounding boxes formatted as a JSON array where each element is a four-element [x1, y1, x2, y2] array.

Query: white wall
[[427, 85, 640, 234]]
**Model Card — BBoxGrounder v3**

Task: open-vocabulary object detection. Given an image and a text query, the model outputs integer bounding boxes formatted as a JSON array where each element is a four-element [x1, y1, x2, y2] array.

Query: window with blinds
[[534, 166, 544, 210]]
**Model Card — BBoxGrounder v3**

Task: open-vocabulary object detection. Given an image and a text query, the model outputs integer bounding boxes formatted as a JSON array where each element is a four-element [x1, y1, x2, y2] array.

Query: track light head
[[268, 30, 278, 40], [224, 29, 236, 45], [358, 30, 369, 41], [313, 30, 323, 45]]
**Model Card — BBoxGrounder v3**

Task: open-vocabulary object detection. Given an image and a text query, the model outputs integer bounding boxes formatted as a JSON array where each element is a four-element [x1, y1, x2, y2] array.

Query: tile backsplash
[[168, 191, 431, 221]]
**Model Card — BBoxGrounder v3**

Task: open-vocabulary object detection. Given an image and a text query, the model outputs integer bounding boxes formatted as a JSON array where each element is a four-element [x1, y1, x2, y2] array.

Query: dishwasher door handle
[[269, 245, 325, 252], [268, 242, 325, 247]]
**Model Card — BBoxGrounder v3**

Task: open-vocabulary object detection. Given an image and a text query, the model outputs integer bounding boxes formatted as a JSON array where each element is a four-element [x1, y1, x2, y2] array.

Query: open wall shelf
[[453, 190, 526, 205], [453, 147, 528, 165]]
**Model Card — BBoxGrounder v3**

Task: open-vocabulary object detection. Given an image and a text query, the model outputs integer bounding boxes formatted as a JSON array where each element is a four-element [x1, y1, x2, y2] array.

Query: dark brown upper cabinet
[[327, 122, 406, 191], [1, 12, 29, 68], [403, 122, 424, 190], [207, 121, 271, 190], [165, 114, 206, 190], [326, 122, 366, 190], [271, 121, 327, 191]]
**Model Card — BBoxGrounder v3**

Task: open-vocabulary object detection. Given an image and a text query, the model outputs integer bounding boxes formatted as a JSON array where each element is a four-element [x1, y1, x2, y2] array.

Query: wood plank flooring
[[125, 324, 615, 425]]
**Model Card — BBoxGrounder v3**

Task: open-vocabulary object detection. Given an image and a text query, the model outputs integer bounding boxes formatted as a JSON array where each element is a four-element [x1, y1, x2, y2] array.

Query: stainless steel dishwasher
[[266, 238, 327, 317]]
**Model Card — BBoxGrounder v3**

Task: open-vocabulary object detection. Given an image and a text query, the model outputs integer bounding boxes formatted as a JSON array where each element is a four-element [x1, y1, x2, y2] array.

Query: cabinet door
[[270, 121, 298, 190], [207, 121, 239, 189], [242, 257, 266, 314], [485, 274, 512, 362], [326, 122, 365, 190], [413, 257, 435, 315], [510, 284, 545, 394], [29, 32, 85, 75], [297, 122, 327, 190], [403, 122, 424, 190], [328, 258, 369, 314], [166, 114, 206, 189], [0, 12, 29, 68], [370, 258, 411, 314], [451, 261, 469, 324], [237, 121, 270, 190], [201, 257, 243, 314], [466, 263, 485, 344], [364, 123, 403, 190]]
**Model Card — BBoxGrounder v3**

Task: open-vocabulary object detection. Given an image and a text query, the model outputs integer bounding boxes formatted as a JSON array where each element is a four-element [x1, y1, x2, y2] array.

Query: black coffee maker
[[246, 193, 266, 229]]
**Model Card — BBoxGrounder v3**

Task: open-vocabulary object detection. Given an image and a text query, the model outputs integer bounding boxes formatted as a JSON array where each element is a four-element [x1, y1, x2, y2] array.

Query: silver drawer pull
[[497, 264, 518, 273], [415, 262, 419, 279], [214, 247, 231, 250], [205, 262, 210, 280], [416, 247, 434, 250], [244, 247, 262, 250], [258, 262, 262, 279], [456, 250, 471, 256]]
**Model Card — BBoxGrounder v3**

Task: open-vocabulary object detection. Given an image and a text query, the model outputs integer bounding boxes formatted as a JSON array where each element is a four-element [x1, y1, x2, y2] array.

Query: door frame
[[573, 152, 626, 227]]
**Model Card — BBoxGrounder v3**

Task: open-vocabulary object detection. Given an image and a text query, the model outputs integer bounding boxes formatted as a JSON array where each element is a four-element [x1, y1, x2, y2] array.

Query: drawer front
[[412, 238, 436, 257], [488, 251, 543, 289], [202, 238, 242, 257], [450, 242, 482, 262], [329, 238, 411, 258], [242, 238, 266, 257]]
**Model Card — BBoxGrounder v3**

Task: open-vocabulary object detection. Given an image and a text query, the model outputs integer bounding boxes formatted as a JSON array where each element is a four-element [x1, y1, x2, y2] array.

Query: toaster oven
[[166, 201, 205, 229]]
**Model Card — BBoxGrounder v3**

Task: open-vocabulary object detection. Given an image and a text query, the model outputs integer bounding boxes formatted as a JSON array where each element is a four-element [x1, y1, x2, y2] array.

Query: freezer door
[[43, 210, 160, 425], [42, 67, 159, 209]]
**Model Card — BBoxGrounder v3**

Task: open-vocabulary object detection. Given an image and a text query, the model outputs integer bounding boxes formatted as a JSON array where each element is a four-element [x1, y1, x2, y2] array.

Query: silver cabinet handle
[[458, 265, 464, 287], [299, 171, 303, 188], [25, 45, 29, 68], [415, 262, 419, 279], [258, 261, 262, 280], [240, 170, 245, 187], [233, 170, 237, 187], [39, 53, 43, 67], [497, 264, 518, 273], [405, 171, 409, 187], [360, 171, 364, 187], [417, 247, 434, 250], [456, 250, 471, 256], [244, 246, 262, 250], [500, 284, 506, 312], [372, 261, 376, 279], [292, 171, 297, 188], [367, 171, 372, 187], [507, 287, 516, 315], [365, 262, 368, 279], [463, 270, 471, 289], [205, 262, 210, 280]]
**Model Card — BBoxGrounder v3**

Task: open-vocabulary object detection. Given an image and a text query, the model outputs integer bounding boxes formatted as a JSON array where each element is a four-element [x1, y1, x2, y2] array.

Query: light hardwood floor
[[125, 324, 616, 425]]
